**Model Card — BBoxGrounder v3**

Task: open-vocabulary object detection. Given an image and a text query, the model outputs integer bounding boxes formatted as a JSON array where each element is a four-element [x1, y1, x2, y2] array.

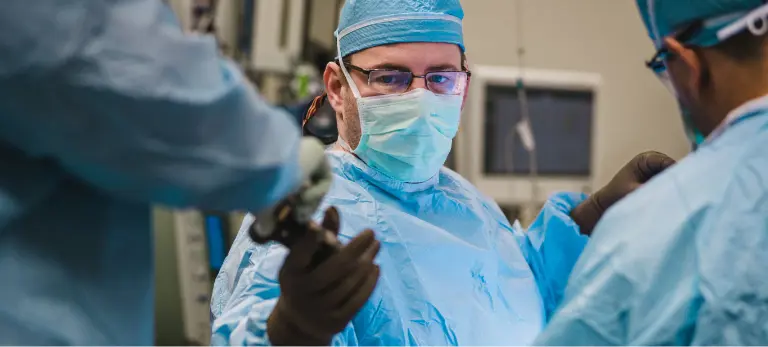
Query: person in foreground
[[210, 0, 674, 345], [535, 0, 768, 345], [0, 1, 330, 344]]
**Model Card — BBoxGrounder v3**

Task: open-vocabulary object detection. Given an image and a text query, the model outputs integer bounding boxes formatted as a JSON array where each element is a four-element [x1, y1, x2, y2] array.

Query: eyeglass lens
[[367, 70, 468, 95]]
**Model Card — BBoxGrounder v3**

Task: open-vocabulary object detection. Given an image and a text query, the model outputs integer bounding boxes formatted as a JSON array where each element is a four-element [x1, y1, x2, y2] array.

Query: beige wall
[[308, 0, 340, 50], [461, 0, 689, 186]]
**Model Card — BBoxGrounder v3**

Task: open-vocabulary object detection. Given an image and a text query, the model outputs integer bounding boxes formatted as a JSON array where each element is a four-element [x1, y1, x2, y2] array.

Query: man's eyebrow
[[366, 63, 462, 71], [366, 63, 411, 71], [425, 63, 461, 71]]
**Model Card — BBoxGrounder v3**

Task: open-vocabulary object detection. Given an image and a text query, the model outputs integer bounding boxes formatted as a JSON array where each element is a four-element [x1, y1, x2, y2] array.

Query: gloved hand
[[250, 137, 333, 244], [571, 151, 676, 235], [267, 207, 381, 346]]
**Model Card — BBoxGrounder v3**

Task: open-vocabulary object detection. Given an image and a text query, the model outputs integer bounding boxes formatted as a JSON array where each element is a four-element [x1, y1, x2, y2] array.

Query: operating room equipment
[[165, 210, 237, 345], [454, 0, 599, 225], [461, 65, 599, 223], [247, 100, 340, 261], [248, 168, 341, 266], [510, 0, 542, 223], [291, 63, 323, 99]]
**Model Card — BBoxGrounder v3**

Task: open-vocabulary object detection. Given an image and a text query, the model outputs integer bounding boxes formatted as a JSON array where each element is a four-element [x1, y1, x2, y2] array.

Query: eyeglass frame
[[336, 60, 472, 96], [645, 20, 704, 75]]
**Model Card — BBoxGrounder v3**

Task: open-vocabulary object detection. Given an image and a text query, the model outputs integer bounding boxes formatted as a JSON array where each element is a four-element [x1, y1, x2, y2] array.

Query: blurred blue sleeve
[[211, 215, 357, 346], [0, 0, 302, 213], [512, 192, 590, 320]]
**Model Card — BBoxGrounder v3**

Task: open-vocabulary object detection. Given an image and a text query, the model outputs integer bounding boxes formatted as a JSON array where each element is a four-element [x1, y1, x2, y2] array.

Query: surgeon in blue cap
[[210, 0, 674, 345], [535, 0, 768, 345], [0, 0, 331, 345]]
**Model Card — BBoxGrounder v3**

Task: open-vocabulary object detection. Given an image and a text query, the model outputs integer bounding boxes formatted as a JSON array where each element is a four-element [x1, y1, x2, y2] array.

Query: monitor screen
[[483, 85, 594, 176]]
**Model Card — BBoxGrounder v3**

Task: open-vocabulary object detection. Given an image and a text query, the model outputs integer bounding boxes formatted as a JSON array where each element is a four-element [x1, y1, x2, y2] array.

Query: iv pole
[[513, 0, 540, 224]]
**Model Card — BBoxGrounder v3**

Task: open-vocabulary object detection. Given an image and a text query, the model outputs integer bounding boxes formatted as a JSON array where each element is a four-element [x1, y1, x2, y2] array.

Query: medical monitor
[[457, 65, 601, 206]]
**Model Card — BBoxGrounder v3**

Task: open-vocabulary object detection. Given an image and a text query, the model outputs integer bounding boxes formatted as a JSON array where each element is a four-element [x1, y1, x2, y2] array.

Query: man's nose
[[408, 76, 427, 91]]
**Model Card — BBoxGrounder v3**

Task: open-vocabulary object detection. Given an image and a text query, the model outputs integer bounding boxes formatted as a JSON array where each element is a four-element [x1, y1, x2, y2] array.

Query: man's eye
[[429, 75, 445, 83], [371, 71, 409, 86], [428, 75, 447, 84], [375, 75, 398, 84]]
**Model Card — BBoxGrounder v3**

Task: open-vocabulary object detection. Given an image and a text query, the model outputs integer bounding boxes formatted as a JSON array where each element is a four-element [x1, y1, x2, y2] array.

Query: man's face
[[664, 42, 705, 119], [661, 36, 728, 139], [324, 42, 464, 149]]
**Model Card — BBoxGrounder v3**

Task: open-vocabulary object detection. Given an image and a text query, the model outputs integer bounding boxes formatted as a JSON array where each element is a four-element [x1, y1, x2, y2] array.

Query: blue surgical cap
[[335, 0, 465, 58], [636, 0, 766, 48]]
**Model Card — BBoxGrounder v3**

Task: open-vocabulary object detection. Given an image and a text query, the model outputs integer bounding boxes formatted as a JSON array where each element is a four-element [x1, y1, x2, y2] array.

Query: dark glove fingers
[[323, 239, 379, 304], [334, 265, 381, 322], [312, 229, 376, 279], [309, 235, 380, 295], [282, 208, 344, 273], [360, 237, 381, 263], [635, 151, 676, 183], [282, 226, 324, 272], [272, 302, 336, 345], [321, 207, 341, 236], [324, 261, 376, 308], [656, 153, 677, 171]]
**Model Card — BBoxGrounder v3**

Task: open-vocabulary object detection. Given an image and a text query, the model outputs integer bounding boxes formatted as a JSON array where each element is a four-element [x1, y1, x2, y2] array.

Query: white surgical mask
[[339, 88, 462, 182]]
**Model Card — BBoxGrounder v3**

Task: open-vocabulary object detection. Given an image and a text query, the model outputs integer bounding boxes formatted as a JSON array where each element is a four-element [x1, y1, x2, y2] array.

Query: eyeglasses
[[645, 21, 703, 85], [343, 63, 471, 96]]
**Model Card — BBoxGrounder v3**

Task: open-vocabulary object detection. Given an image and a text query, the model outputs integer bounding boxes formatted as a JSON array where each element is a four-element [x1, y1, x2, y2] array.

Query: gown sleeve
[[0, 0, 302, 213]]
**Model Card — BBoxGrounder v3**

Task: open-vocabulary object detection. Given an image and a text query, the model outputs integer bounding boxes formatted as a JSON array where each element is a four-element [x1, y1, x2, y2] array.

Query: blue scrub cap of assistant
[[637, 0, 768, 48], [334, 0, 465, 58]]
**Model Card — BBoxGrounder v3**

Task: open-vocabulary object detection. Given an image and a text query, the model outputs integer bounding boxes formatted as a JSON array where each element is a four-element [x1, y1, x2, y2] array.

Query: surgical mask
[[339, 88, 462, 182]]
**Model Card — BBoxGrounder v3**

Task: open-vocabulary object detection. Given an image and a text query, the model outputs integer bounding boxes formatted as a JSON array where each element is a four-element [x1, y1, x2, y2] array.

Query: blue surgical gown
[[535, 101, 768, 345], [0, 1, 302, 344], [211, 150, 589, 345]]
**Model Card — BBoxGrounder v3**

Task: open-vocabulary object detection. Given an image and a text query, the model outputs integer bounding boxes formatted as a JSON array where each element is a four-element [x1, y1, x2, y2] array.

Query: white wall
[[461, 0, 689, 186]]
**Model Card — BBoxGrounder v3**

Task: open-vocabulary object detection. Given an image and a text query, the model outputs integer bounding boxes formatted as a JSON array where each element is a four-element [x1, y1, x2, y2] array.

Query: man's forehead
[[349, 42, 463, 70]]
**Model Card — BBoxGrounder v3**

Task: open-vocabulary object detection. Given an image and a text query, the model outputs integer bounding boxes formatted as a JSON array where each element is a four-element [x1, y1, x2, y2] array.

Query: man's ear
[[663, 37, 703, 97], [323, 62, 345, 115]]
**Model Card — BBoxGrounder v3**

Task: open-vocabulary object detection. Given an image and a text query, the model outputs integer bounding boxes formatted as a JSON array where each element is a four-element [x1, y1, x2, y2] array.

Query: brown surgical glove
[[267, 207, 381, 346], [571, 151, 676, 235]]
